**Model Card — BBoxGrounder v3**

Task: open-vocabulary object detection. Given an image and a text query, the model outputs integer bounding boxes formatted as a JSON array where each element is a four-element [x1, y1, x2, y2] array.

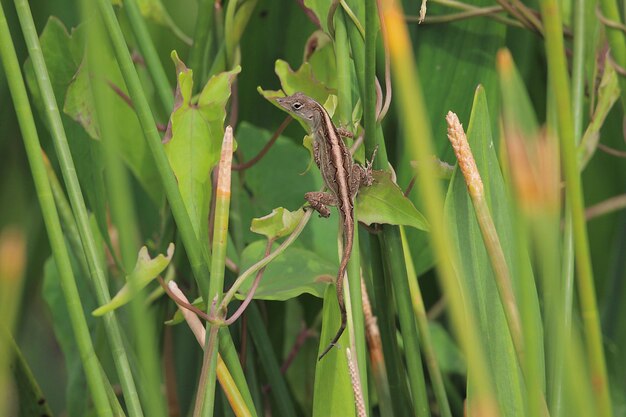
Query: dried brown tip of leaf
[[216, 126, 234, 197], [446, 111, 484, 198], [507, 129, 560, 213]]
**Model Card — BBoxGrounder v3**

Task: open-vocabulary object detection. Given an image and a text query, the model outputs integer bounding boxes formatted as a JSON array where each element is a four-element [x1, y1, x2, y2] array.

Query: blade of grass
[[368, 237, 414, 417], [0, 5, 113, 416], [380, 226, 430, 417], [334, 6, 368, 405], [13, 1, 145, 415], [538, 1, 612, 415], [552, 0, 586, 413], [218, 328, 258, 416], [83, 7, 167, 415], [379, 0, 501, 415], [189, 0, 214, 85], [346, 208, 368, 409], [247, 303, 298, 417], [362, 1, 429, 415], [94, 0, 212, 298], [45, 159, 90, 277], [360, 276, 394, 417], [400, 226, 452, 417], [197, 126, 234, 417], [122, 0, 174, 113], [363, 0, 380, 161]]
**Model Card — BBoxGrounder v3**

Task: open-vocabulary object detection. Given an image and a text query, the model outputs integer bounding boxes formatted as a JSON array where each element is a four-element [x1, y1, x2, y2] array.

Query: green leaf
[[356, 170, 429, 231], [136, 0, 192, 44], [251, 207, 305, 239], [164, 51, 240, 244], [312, 285, 355, 417], [258, 59, 335, 108], [303, 0, 332, 34], [305, 31, 337, 88], [25, 17, 164, 209], [92, 243, 175, 316], [444, 86, 538, 416], [63, 59, 98, 139], [275, 59, 333, 103], [236, 240, 335, 300], [23, 18, 112, 253], [412, 0, 505, 159]]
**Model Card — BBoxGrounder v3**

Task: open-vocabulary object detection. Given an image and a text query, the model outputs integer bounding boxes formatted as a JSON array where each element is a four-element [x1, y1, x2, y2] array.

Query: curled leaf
[[92, 243, 175, 316], [251, 207, 305, 240]]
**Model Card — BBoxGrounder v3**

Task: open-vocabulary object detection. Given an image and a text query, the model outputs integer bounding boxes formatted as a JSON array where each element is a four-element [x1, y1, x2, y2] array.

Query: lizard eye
[[292, 102, 303, 110]]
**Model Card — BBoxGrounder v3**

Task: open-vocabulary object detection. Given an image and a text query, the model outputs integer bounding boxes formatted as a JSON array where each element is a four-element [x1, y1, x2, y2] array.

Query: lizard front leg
[[350, 158, 376, 198], [336, 126, 354, 139], [305, 191, 337, 218], [312, 139, 322, 170]]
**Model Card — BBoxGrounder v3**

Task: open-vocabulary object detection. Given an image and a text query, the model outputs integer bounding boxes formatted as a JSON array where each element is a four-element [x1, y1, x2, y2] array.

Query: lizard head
[[275, 92, 321, 128]]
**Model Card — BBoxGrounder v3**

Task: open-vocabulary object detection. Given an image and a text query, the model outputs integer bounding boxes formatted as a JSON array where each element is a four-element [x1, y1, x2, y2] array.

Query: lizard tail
[[318, 222, 352, 361]]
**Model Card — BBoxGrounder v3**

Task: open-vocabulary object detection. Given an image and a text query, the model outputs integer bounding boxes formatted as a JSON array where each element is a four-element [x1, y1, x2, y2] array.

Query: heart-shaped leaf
[[236, 240, 335, 300]]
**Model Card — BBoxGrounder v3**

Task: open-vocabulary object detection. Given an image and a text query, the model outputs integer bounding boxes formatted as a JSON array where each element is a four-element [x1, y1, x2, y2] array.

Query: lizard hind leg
[[304, 191, 337, 218]]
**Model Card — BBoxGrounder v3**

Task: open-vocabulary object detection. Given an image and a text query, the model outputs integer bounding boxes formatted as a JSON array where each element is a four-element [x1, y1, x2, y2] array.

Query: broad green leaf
[[63, 59, 98, 139], [305, 31, 337, 88], [258, 59, 334, 109], [312, 285, 355, 417], [23, 18, 111, 253], [251, 207, 305, 239], [303, 0, 333, 34], [164, 51, 240, 244], [93, 243, 175, 316], [236, 240, 334, 300], [444, 86, 539, 416], [26, 18, 164, 208], [412, 0, 505, 160], [356, 170, 429, 231], [275, 59, 333, 103]]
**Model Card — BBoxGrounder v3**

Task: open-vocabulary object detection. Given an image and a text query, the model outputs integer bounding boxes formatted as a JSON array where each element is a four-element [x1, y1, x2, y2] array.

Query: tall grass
[[1, 0, 623, 416]]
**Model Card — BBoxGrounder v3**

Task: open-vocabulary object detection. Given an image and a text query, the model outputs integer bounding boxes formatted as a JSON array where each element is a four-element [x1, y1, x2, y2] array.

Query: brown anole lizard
[[276, 92, 375, 360]]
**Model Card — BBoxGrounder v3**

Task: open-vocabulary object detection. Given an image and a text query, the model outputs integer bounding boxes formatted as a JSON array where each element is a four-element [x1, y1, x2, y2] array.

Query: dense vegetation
[[1, 0, 624, 416]]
